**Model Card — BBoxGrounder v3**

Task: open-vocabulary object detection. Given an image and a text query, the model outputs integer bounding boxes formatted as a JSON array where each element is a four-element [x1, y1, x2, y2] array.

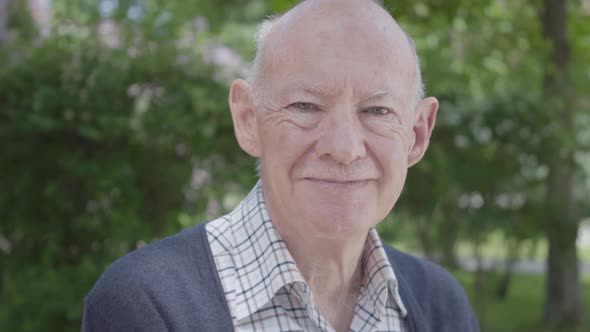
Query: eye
[[365, 107, 391, 115], [289, 102, 318, 112], [283, 101, 322, 128]]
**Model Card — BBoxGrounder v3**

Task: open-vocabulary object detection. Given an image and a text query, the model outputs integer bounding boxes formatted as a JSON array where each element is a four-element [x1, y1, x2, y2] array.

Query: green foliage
[[382, 0, 589, 258], [0, 1, 260, 330]]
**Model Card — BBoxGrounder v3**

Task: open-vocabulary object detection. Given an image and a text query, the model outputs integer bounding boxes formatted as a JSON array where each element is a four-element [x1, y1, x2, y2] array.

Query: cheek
[[260, 123, 314, 170], [383, 152, 408, 186], [372, 136, 410, 197], [371, 131, 410, 170]]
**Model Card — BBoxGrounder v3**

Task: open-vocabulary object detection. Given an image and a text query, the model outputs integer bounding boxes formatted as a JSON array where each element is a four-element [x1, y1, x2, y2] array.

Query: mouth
[[303, 178, 372, 187]]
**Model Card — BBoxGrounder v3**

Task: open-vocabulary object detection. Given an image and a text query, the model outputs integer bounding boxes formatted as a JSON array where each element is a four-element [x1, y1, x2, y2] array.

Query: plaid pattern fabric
[[206, 181, 408, 331]]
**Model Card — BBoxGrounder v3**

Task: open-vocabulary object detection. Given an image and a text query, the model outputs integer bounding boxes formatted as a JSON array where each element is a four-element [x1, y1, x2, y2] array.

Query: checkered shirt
[[206, 181, 408, 331]]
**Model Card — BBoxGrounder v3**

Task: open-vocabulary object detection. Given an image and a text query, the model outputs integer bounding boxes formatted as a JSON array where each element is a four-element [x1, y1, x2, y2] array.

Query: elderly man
[[83, 0, 478, 331]]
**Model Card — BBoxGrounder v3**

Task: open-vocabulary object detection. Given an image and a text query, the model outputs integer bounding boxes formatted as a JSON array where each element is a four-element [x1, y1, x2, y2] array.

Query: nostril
[[315, 137, 366, 165], [314, 113, 367, 164]]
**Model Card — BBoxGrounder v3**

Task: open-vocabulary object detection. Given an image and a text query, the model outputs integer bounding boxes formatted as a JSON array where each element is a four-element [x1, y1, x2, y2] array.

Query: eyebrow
[[360, 89, 406, 109], [284, 84, 401, 104], [293, 83, 336, 97], [363, 89, 395, 102]]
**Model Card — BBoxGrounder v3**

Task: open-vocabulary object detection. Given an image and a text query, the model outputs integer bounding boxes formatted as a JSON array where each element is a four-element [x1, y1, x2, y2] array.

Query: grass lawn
[[453, 271, 590, 332], [454, 230, 590, 263]]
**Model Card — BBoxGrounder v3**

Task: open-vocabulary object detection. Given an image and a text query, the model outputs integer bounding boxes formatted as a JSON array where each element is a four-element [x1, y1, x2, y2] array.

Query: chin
[[304, 207, 374, 237]]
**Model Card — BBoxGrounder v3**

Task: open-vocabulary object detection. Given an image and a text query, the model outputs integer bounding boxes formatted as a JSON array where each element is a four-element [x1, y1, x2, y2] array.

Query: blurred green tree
[[0, 0, 259, 330], [383, 0, 589, 328]]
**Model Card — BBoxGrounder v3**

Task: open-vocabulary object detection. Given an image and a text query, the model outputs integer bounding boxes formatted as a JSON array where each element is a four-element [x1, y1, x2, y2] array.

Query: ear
[[228, 79, 262, 157], [408, 97, 438, 167]]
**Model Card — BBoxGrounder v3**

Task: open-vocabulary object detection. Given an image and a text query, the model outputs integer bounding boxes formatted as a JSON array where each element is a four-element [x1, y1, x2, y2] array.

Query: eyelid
[[364, 106, 395, 115], [287, 102, 321, 112]]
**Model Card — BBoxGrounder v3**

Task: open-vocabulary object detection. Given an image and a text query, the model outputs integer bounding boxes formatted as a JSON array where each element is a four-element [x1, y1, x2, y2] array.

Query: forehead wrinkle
[[295, 82, 332, 97], [353, 89, 407, 114], [295, 81, 343, 99], [277, 78, 345, 98], [361, 89, 399, 103]]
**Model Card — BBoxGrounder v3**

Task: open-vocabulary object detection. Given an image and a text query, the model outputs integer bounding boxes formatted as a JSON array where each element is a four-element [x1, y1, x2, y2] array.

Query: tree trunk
[[437, 213, 459, 268], [472, 240, 487, 330], [496, 238, 519, 300], [416, 216, 435, 260], [432, 199, 460, 268], [545, 219, 584, 327], [540, 0, 585, 328]]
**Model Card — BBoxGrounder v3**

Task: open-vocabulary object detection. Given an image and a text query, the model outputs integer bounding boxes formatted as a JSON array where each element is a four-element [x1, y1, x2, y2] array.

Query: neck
[[287, 234, 366, 295], [272, 215, 369, 332]]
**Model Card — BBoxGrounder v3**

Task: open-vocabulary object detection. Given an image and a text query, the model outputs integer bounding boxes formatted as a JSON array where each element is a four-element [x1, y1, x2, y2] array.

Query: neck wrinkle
[[274, 217, 369, 300]]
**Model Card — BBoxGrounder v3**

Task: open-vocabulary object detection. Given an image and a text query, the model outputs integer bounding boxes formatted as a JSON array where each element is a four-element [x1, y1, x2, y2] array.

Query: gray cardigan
[[83, 223, 479, 331]]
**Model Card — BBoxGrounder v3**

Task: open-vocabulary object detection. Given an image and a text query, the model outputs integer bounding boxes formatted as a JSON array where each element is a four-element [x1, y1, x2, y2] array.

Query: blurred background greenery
[[0, 0, 589, 331]]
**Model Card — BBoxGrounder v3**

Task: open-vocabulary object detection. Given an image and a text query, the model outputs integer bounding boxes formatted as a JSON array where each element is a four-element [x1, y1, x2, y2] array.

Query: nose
[[315, 111, 367, 165]]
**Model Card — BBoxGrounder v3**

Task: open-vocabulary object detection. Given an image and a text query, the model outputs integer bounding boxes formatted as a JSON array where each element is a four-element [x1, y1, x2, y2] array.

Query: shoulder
[[90, 223, 209, 293], [383, 245, 463, 294], [383, 245, 479, 331], [83, 223, 231, 331]]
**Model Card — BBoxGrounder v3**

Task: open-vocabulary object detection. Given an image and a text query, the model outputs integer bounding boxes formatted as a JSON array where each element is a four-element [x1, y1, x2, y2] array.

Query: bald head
[[248, 0, 424, 108]]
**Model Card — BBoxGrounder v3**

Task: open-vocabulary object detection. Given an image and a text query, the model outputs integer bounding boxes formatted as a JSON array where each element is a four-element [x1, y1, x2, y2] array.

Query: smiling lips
[[303, 178, 372, 187]]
